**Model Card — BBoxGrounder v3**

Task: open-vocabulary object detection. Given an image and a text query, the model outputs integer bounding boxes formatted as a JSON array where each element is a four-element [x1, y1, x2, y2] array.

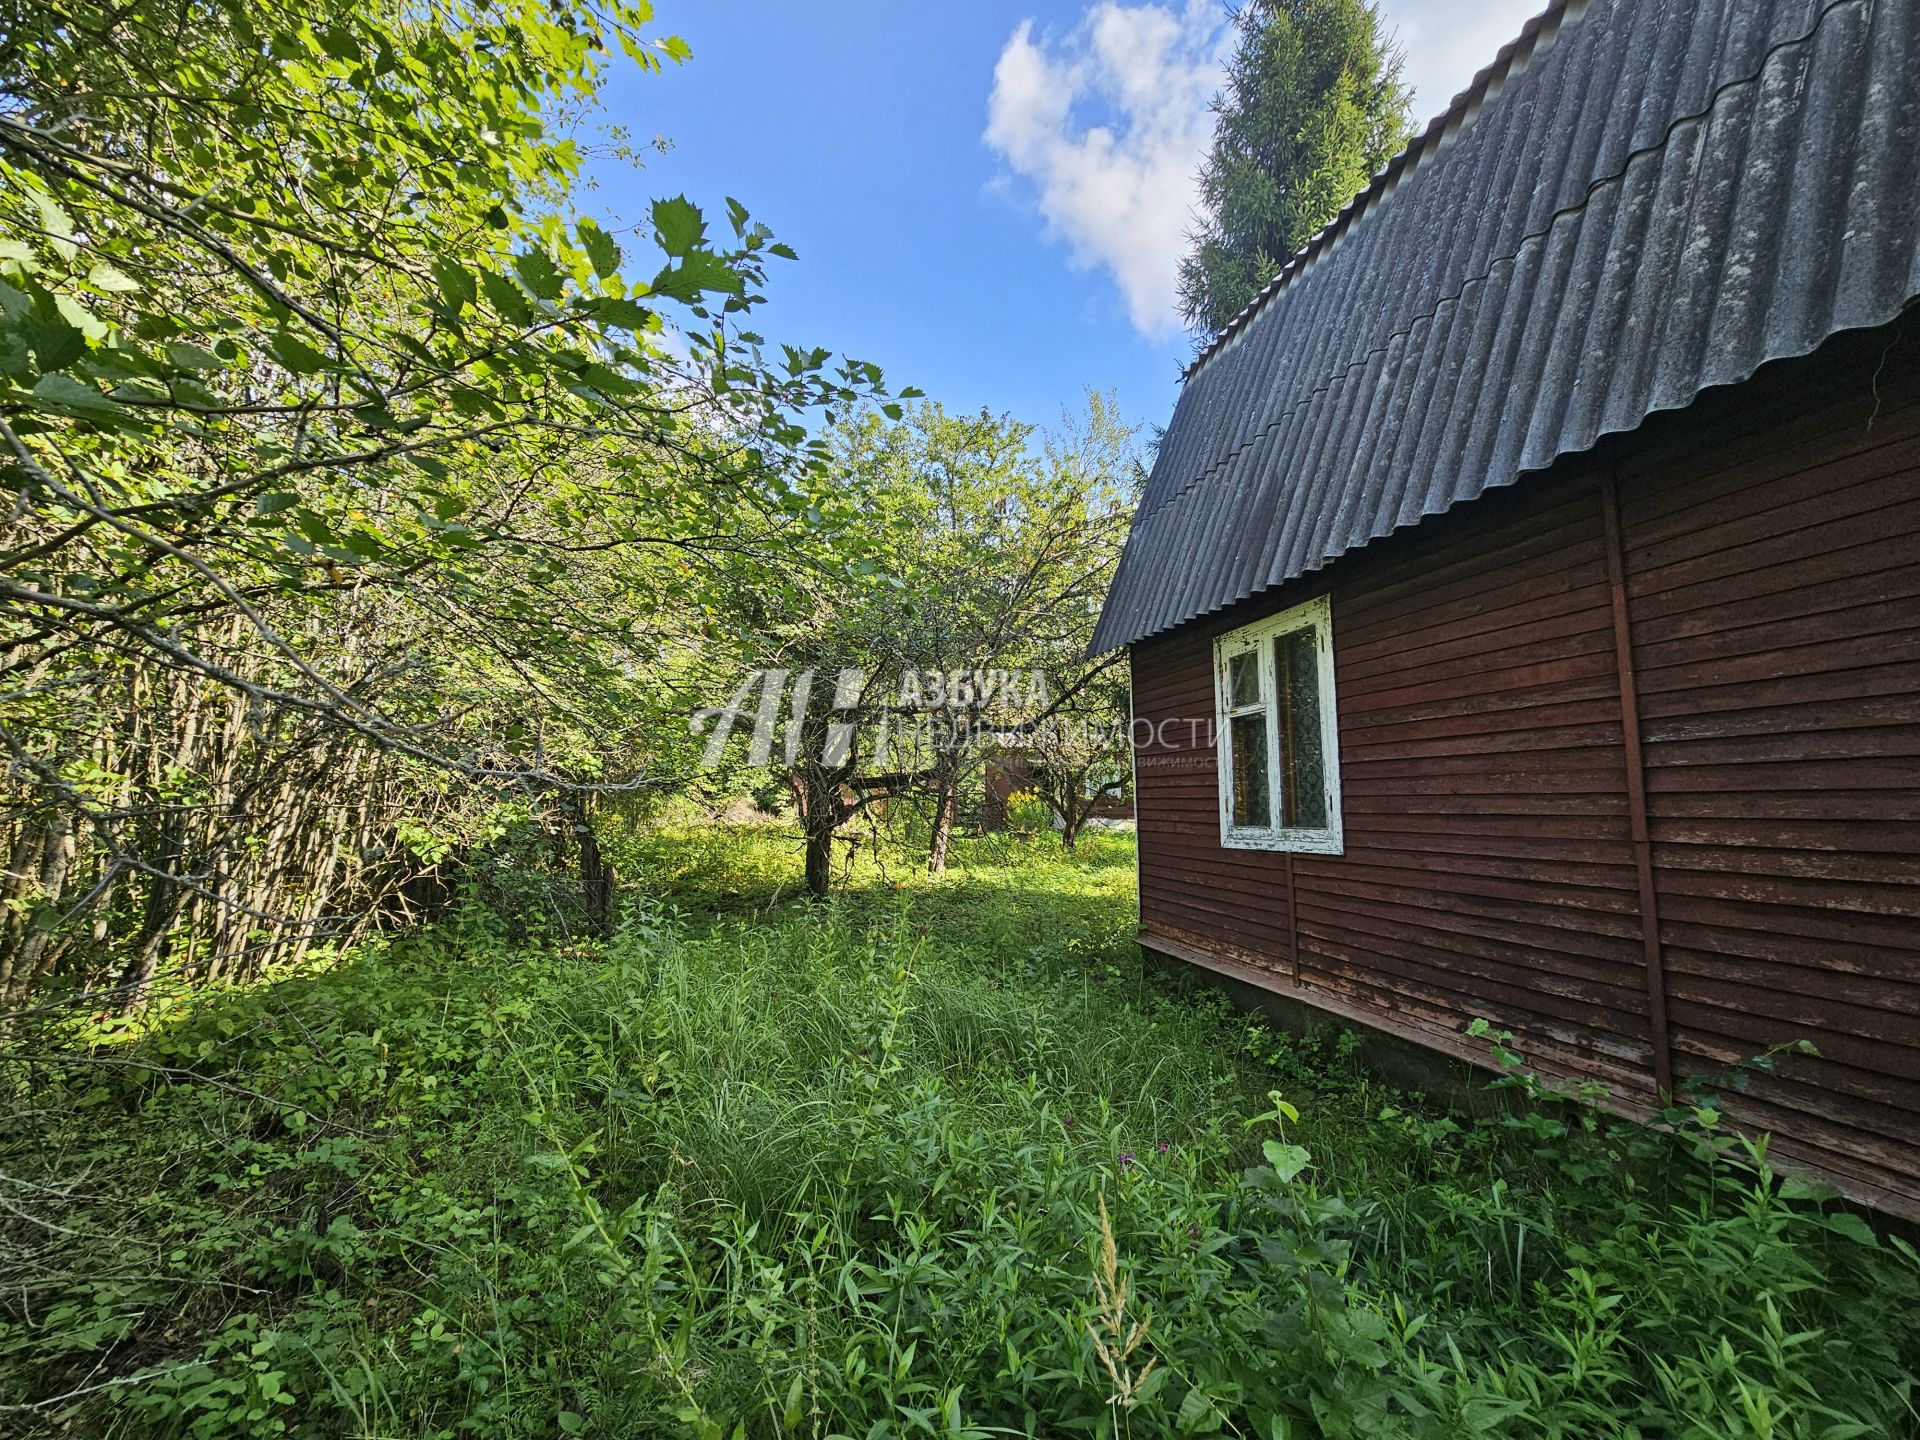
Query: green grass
[[3, 828, 1916, 1438]]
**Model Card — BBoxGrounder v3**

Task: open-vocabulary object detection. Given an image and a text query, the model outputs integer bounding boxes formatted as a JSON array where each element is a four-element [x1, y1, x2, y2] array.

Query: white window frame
[[1212, 594, 1344, 854]]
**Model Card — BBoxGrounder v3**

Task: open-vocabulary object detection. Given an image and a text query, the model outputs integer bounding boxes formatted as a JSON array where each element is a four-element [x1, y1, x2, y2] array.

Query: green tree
[[694, 395, 1140, 897], [1179, 0, 1411, 338], [1022, 667, 1132, 849], [0, 0, 895, 1004]]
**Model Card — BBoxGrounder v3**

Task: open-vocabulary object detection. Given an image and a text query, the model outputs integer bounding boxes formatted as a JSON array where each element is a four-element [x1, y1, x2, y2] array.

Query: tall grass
[[2, 830, 1915, 1437]]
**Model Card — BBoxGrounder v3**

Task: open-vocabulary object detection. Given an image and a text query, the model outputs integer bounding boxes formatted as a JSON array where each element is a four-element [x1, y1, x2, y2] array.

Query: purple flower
[[1117, 1150, 1135, 1171], [1157, 1141, 1169, 1154], [1063, 1115, 1075, 1128]]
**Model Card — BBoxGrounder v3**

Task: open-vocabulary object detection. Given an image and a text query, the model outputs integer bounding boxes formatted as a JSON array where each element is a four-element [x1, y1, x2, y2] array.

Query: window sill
[[1220, 828, 1344, 856]]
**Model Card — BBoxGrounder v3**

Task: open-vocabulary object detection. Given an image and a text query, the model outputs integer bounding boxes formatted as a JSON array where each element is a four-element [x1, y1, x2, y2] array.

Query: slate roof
[[1093, 0, 1920, 654]]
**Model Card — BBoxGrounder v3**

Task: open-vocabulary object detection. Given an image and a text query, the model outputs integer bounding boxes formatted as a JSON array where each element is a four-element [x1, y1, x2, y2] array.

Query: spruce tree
[[1180, 0, 1412, 339]]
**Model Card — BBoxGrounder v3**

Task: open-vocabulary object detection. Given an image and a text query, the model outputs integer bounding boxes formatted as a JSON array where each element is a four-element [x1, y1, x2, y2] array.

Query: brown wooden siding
[[1132, 324, 1920, 1218]]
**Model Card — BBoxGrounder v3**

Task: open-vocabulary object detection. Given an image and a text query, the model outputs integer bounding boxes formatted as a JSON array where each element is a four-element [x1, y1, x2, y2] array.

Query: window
[[1212, 595, 1343, 853]]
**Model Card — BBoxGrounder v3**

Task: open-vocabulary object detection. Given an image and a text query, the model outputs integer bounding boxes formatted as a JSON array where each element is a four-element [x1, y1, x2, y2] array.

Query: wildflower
[[1157, 1141, 1169, 1154], [1064, 1115, 1076, 1128], [1117, 1150, 1135, 1171]]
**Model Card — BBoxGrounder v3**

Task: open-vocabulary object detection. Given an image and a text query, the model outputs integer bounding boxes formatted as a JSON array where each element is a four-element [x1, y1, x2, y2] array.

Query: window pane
[[1276, 629, 1327, 829], [1230, 712, 1270, 827], [1227, 649, 1260, 709]]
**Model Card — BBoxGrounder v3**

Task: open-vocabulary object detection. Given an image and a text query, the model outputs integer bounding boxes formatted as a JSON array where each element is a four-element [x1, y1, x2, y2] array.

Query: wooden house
[[1094, 0, 1920, 1216]]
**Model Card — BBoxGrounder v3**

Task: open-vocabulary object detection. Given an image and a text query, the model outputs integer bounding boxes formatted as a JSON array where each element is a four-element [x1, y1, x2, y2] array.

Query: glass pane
[[1227, 649, 1260, 709], [1277, 629, 1327, 829], [1230, 712, 1270, 827]]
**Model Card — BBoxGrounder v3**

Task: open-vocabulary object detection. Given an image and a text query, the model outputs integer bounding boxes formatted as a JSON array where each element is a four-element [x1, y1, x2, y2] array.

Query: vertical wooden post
[[1600, 470, 1675, 1099], [1284, 850, 1301, 984]]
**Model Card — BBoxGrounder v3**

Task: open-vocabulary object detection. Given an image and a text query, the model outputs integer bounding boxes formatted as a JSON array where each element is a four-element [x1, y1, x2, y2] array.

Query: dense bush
[[3, 833, 1915, 1438]]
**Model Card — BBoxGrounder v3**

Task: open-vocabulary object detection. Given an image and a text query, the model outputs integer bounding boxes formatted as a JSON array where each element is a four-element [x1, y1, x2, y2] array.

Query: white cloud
[[984, 1, 1231, 342], [1382, 0, 1548, 126], [985, 0, 1548, 341]]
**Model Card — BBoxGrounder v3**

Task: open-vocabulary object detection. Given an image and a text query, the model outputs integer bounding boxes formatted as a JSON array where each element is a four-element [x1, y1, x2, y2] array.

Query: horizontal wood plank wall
[[1617, 348, 1920, 1214], [1133, 469, 1660, 1111], [1131, 323, 1920, 1215]]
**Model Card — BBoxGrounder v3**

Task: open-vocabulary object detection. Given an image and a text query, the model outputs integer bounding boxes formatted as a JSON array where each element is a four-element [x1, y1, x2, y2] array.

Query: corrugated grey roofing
[[1092, 0, 1920, 654]]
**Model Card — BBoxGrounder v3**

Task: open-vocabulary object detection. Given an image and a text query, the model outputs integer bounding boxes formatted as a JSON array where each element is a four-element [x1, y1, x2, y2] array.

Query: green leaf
[[26, 372, 123, 424], [1176, 1385, 1225, 1434], [54, 293, 107, 341], [649, 252, 743, 305], [480, 269, 533, 327], [1824, 1212, 1879, 1247], [26, 185, 78, 261], [590, 297, 654, 333], [291, 509, 335, 545], [651, 195, 705, 258], [1777, 1174, 1835, 1203], [255, 493, 299, 514], [86, 260, 141, 294], [316, 26, 361, 62], [268, 331, 333, 375], [577, 219, 621, 280], [1262, 1140, 1311, 1182], [22, 302, 86, 373], [431, 260, 477, 314], [512, 249, 565, 302], [166, 342, 226, 372]]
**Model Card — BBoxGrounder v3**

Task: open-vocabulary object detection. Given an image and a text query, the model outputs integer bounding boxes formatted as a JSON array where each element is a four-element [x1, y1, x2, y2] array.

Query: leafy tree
[[696, 396, 1140, 897], [0, 0, 894, 1004], [1179, 0, 1411, 338], [844, 396, 1139, 881], [1022, 668, 1133, 849]]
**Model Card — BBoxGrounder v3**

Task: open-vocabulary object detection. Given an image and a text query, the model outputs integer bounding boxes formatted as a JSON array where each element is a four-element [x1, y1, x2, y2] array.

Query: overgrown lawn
[[3, 829, 1916, 1438]]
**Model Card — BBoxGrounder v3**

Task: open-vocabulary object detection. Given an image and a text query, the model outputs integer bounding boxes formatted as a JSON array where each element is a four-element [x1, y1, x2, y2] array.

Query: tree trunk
[[789, 764, 845, 901], [117, 914, 175, 1012], [927, 775, 959, 875], [579, 821, 613, 937], [803, 823, 834, 900], [0, 813, 76, 1007], [117, 813, 185, 1011], [562, 792, 614, 937]]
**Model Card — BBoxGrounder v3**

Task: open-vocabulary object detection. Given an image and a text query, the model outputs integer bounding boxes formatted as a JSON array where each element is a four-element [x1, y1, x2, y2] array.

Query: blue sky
[[588, 0, 1541, 435]]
